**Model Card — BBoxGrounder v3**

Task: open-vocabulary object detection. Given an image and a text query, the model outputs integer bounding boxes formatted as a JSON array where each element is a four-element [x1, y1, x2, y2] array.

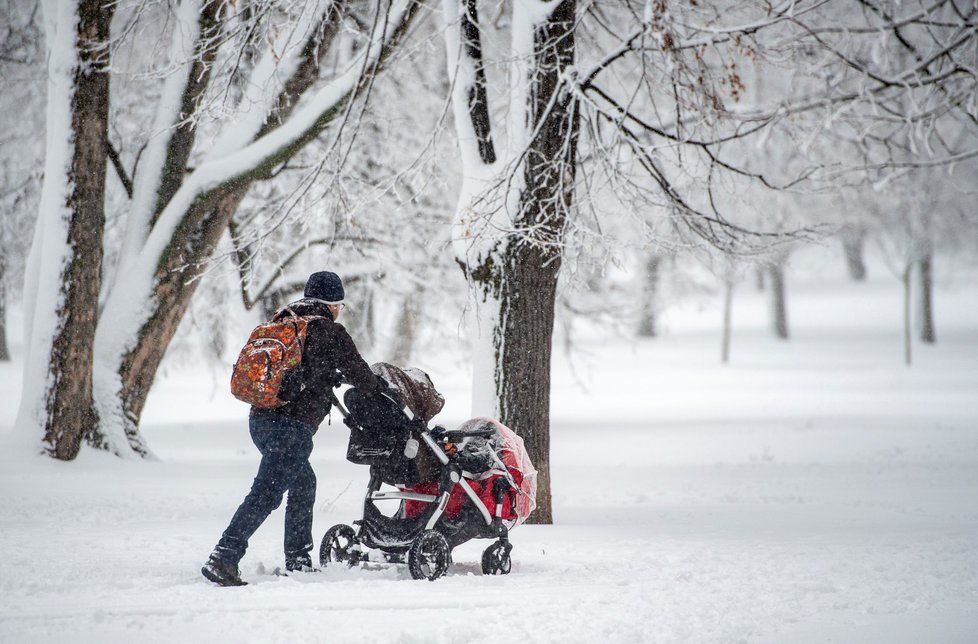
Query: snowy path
[[2, 415, 977, 642], [2, 270, 978, 642]]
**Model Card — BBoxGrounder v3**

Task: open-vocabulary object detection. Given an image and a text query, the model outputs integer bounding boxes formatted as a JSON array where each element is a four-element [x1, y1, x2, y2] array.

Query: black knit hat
[[304, 271, 345, 303]]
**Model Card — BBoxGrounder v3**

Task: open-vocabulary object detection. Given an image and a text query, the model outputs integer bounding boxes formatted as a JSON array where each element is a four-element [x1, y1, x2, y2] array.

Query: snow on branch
[[141, 0, 418, 275]]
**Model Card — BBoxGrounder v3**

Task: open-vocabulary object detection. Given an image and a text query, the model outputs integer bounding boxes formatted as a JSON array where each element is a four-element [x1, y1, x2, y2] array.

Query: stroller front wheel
[[407, 530, 451, 581], [320, 524, 361, 567], [481, 541, 512, 575]]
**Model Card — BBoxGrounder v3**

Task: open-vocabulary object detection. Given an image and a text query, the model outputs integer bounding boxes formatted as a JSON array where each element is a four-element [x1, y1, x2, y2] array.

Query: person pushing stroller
[[201, 271, 381, 587]]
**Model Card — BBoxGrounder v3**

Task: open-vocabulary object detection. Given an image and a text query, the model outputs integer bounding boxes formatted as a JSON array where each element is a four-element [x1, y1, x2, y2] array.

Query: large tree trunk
[[637, 254, 661, 338], [14, 0, 114, 459], [88, 0, 225, 456], [917, 253, 936, 344], [495, 243, 564, 525], [95, 190, 249, 456], [477, 0, 577, 525], [443, 0, 577, 524], [502, 0, 577, 526], [768, 261, 789, 340]]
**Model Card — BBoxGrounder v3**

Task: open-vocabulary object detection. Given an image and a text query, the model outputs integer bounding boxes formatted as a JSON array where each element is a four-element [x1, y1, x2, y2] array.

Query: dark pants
[[213, 413, 317, 566]]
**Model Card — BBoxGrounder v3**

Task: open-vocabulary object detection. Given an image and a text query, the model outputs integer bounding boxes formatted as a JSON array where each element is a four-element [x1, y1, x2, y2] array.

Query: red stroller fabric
[[400, 477, 517, 522], [400, 417, 537, 528]]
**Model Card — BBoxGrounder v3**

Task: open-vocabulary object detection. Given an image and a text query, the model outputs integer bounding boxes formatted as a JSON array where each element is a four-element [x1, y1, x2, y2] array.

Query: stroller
[[321, 363, 537, 581]]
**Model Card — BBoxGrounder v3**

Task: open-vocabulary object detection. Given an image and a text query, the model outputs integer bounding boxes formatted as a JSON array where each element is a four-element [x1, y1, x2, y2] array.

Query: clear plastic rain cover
[[454, 417, 538, 528]]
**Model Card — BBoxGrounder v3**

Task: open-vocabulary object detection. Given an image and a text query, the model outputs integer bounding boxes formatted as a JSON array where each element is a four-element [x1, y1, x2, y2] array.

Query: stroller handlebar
[[429, 426, 495, 440]]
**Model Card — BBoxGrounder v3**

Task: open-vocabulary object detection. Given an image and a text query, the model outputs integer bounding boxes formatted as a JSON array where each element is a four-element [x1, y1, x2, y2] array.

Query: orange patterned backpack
[[230, 308, 321, 408]]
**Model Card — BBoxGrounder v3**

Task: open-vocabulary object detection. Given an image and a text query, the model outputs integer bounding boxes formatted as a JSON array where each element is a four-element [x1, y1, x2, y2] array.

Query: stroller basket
[[344, 388, 419, 485]]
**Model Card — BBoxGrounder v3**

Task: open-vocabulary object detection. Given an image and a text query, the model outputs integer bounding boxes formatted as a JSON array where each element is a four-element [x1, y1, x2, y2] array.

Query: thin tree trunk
[[389, 293, 421, 366], [343, 284, 376, 354], [917, 254, 936, 344], [755, 267, 765, 291], [843, 232, 867, 281], [0, 255, 9, 362], [721, 278, 734, 364], [637, 254, 661, 338], [902, 263, 912, 366], [15, 0, 114, 460], [768, 262, 789, 340]]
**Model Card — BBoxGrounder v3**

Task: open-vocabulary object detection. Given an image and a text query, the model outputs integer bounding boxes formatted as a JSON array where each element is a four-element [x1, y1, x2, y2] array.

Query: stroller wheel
[[481, 542, 512, 575], [407, 530, 451, 581], [319, 524, 360, 567]]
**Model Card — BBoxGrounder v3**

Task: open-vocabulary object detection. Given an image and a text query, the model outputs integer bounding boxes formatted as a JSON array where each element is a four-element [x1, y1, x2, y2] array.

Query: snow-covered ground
[[2, 251, 978, 643]]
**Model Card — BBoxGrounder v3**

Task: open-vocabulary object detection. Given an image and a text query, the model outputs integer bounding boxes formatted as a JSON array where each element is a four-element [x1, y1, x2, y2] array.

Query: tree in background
[[16, 0, 421, 459], [5, 0, 976, 505], [223, 11, 462, 364], [636, 253, 664, 338], [16, 0, 115, 460], [442, 0, 580, 524], [0, 0, 44, 363]]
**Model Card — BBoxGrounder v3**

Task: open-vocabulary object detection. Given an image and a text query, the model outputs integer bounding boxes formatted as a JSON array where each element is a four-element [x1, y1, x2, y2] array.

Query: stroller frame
[[321, 389, 516, 580]]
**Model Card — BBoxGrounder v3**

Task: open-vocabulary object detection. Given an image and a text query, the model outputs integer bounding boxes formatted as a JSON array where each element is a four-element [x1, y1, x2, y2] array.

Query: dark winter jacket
[[250, 298, 380, 429]]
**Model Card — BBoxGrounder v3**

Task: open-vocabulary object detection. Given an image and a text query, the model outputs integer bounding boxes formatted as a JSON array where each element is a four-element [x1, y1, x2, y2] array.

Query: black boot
[[285, 554, 321, 573], [201, 555, 248, 587]]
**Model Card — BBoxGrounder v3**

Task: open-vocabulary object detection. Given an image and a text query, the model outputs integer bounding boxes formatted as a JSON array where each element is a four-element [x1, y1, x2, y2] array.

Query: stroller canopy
[[370, 363, 445, 423]]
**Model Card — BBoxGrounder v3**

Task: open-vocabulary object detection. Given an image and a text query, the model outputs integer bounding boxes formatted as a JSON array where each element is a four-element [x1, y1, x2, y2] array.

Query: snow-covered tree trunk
[[637, 254, 661, 338], [442, 0, 501, 413], [91, 0, 419, 456], [917, 253, 936, 344], [499, 0, 580, 525], [445, 0, 578, 524], [111, 0, 222, 286], [768, 261, 789, 340], [94, 190, 249, 456], [89, 0, 224, 456], [14, 0, 115, 459]]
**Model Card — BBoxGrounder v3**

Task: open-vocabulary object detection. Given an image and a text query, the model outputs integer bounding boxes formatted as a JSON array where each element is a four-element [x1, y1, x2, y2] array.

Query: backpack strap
[[272, 306, 299, 322], [271, 304, 330, 356], [274, 306, 303, 348], [272, 306, 323, 355]]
